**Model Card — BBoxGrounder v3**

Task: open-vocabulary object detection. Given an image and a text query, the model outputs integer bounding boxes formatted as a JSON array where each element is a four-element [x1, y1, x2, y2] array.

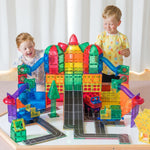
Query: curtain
[[0, 0, 68, 70], [0, 0, 150, 73]]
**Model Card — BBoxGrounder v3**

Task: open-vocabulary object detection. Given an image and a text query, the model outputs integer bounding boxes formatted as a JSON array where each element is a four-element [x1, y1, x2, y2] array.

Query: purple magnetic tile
[[131, 105, 139, 128]]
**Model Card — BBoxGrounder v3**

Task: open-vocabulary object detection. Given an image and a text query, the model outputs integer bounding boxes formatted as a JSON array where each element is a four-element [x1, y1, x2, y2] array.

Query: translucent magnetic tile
[[58, 55, 64, 63]]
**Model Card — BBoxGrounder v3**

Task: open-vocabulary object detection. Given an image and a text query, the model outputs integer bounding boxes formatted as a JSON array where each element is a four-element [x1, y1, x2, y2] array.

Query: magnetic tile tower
[[82, 45, 103, 110], [59, 35, 87, 92], [44, 45, 64, 107], [58, 35, 103, 99]]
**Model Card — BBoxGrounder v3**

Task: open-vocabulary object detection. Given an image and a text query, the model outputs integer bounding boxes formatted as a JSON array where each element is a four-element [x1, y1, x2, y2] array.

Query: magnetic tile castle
[[3, 34, 144, 144]]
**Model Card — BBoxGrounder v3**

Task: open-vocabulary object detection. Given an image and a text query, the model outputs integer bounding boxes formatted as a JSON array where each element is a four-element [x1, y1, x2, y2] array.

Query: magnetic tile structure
[[3, 34, 144, 145]]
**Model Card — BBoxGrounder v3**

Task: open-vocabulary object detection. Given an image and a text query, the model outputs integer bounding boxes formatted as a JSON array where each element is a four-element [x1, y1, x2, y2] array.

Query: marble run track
[[3, 83, 29, 105], [3, 83, 29, 122], [111, 77, 144, 127]]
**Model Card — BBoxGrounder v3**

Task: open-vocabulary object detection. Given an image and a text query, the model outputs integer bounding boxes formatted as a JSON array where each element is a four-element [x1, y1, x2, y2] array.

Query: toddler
[[95, 5, 130, 82], [16, 32, 45, 91]]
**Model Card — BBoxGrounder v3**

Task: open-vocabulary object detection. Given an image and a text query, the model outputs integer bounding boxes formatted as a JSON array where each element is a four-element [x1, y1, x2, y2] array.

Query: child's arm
[[119, 48, 130, 57], [119, 34, 130, 57]]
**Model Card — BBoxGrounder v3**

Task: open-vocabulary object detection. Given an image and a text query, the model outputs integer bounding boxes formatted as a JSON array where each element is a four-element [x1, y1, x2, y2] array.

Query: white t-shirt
[[14, 49, 45, 91]]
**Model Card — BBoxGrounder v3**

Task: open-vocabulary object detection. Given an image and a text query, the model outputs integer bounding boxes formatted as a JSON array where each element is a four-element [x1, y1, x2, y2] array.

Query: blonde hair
[[16, 33, 35, 48], [102, 5, 122, 21]]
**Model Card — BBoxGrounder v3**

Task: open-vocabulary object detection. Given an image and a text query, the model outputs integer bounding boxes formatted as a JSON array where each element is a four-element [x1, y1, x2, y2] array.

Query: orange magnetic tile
[[16, 98, 25, 109]]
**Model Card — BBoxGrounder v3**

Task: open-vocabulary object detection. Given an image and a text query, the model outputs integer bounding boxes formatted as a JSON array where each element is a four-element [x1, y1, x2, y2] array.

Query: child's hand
[[118, 48, 130, 57]]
